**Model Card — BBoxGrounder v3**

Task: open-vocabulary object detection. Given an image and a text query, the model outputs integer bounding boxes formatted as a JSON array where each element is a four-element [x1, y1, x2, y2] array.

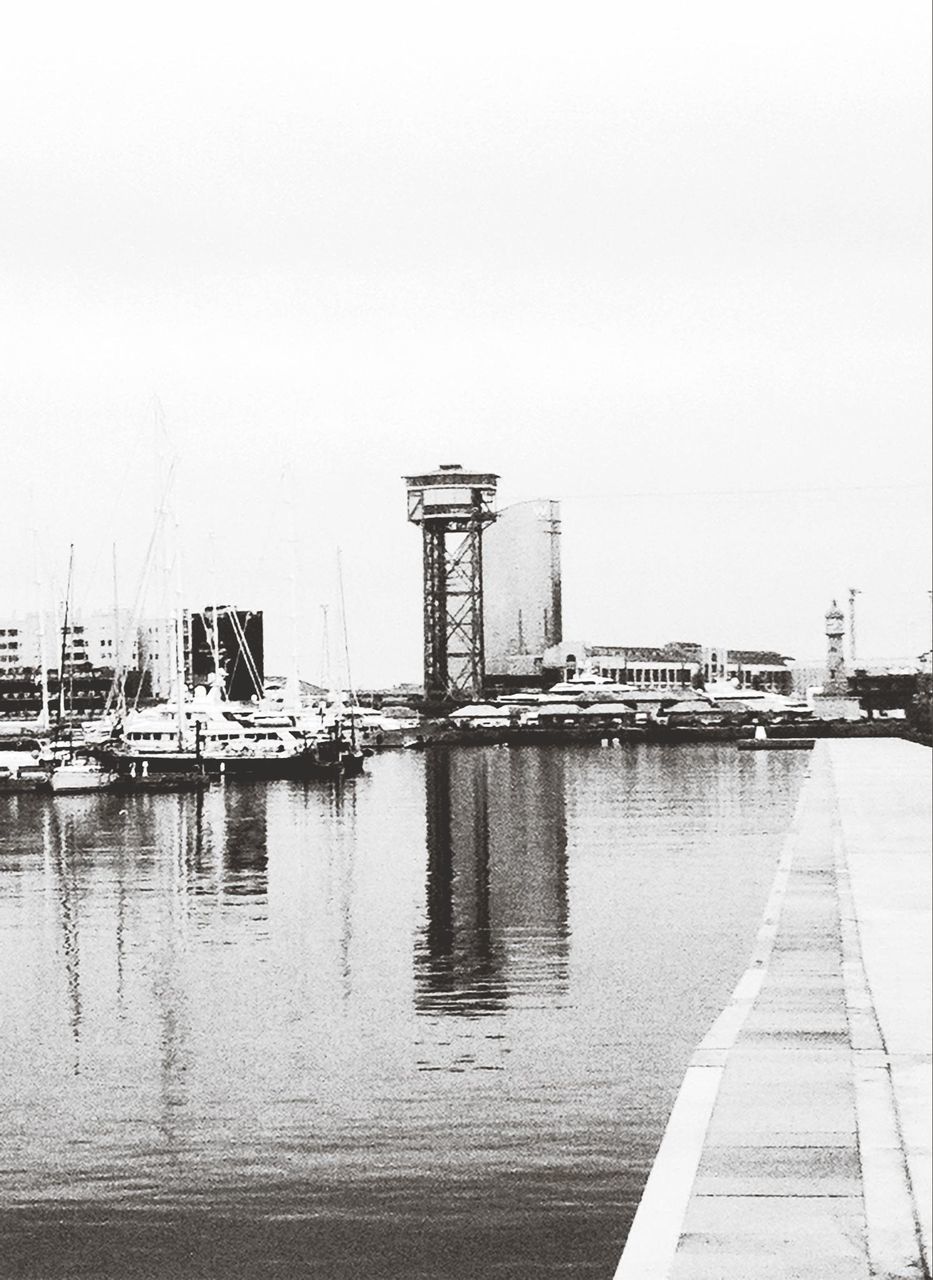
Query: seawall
[[614, 739, 932, 1279]]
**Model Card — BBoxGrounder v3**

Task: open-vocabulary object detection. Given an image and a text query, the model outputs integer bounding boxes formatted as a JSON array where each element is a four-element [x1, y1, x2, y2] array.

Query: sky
[[1, 0, 930, 685]]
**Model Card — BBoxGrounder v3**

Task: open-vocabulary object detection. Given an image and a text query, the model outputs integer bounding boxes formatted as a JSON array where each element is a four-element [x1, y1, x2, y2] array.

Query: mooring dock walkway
[[615, 739, 932, 1280]]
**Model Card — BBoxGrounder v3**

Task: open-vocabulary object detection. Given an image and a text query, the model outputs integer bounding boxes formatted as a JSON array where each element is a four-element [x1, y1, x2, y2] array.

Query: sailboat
[[49, 546, 115, 794]]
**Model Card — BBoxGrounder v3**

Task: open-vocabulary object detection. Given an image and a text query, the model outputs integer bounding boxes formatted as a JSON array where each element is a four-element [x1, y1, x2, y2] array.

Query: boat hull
[[97, 746, 364, 781]]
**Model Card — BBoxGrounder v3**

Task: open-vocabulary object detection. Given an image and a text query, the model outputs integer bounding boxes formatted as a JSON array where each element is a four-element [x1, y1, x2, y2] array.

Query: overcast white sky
[[1, 0, 930, 685]]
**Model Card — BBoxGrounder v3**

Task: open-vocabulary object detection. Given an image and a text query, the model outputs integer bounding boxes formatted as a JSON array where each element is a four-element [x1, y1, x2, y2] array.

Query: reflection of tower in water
[[218, 785, 269, 897], [416, 747, 569, 1016]]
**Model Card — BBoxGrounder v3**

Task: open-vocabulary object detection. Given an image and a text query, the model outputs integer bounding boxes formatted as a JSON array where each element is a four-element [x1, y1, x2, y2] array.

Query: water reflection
[[45, 807, 83, 1072], [332, 785, 358, 1000], [0, 746, 812, 1280], [215, 785, 268, 897], [416, 746, 570, 1016]]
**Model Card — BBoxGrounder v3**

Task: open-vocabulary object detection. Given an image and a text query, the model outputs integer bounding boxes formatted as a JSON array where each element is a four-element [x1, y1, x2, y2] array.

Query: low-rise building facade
[[540, 641, 793, 694]]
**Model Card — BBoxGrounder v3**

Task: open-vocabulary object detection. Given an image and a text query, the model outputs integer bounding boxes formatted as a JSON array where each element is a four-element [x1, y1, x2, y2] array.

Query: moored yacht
[[0, 738, 53, 792], [97, 696, 364, 780]]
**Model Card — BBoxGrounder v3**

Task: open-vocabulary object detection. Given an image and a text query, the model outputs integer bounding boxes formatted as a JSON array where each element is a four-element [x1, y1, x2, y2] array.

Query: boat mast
[[56, 544, 74, 743], [337, 547, 358, 749], [111, 541, 127, 718], [153, 395, 185, 746], [173, 517, 187, 749], [208, 534, 223, 699], [288, 547, 300, 715], [284, 473, 301, 716], [320, 604, 331, 693], [32, 530, 50, 730]]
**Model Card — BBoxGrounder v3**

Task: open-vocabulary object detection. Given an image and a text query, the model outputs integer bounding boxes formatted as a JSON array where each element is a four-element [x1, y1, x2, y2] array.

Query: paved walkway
[[615, 739, 932, 1280]]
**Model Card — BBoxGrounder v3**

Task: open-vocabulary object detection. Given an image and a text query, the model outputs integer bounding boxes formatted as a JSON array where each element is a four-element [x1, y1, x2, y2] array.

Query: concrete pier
[[615, 740, 932, 1280]]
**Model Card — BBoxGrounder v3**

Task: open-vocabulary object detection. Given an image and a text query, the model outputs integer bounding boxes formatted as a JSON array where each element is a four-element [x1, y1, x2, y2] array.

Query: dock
[[615, 739, 932, 1280]]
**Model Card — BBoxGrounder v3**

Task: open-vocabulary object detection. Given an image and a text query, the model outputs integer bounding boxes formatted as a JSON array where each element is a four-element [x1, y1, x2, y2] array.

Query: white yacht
[[100, 694, 364, 780], [0, 738, 53, 792]]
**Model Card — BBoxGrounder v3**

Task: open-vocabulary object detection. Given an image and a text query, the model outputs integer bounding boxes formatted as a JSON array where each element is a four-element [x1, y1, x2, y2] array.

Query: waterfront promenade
[[615, 739, 932, 1280]]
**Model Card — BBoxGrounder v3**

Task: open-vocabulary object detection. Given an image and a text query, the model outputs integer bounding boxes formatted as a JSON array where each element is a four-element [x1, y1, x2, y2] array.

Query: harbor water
[[0, 744, 808, 1279]]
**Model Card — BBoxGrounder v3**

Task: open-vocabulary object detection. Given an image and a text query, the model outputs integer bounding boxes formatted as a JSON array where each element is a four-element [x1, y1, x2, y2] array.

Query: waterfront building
[[0, 609, 140, 673], [720, 649, 796, 693], [0, 608, 150, 719], [0, 623, 25, 672], [135, 607, 265, 703], [539, 641, 793, 694], [483, 498, 562, 681], [189, 606, 264, 702], [545, 642, 701, 689], [0, 602, 263, 717], [137, 618, 176, 699]]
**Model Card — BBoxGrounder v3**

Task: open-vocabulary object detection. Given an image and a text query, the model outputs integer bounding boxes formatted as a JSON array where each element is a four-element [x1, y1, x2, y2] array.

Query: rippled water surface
[[0, 744, 808, 1279]]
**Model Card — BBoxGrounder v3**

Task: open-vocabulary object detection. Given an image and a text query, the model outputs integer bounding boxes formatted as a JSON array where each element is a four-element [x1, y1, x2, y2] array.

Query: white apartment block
[[0, 610, 142, 673]]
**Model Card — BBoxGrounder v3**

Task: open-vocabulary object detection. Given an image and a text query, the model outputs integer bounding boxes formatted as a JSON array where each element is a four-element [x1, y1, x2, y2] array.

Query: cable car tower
[[405, 464, 499, 703]]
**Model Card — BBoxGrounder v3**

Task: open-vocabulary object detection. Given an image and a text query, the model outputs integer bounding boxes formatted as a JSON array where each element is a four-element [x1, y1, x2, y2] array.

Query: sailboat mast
[[111, 541, 127, 717], [288, 529, 300, 715], [337, 548, 358, 749], [320, 604, 330, 692], [173, 519, 187, 749], [283, 473, 301, 715], [32, 531, 50, 730], [208, 535, 222, 697], [57, 544, 74, 734]]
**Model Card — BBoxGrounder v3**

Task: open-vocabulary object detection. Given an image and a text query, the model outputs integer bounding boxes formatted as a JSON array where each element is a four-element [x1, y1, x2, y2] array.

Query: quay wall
[[613, 739, 932, 1280], [406, 720, 930, 749]]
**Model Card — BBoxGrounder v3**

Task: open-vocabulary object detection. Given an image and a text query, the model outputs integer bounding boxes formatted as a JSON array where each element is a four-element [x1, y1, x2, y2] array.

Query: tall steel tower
[[405, 464, 499, 703]]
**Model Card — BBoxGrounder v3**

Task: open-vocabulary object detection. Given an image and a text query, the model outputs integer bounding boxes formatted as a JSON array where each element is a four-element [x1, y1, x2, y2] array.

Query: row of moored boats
[[0, 693, 421, 794]]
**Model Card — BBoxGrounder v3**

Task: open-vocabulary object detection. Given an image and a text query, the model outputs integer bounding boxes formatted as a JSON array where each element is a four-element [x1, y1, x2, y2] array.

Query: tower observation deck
[[404, 464, 499, 703]]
